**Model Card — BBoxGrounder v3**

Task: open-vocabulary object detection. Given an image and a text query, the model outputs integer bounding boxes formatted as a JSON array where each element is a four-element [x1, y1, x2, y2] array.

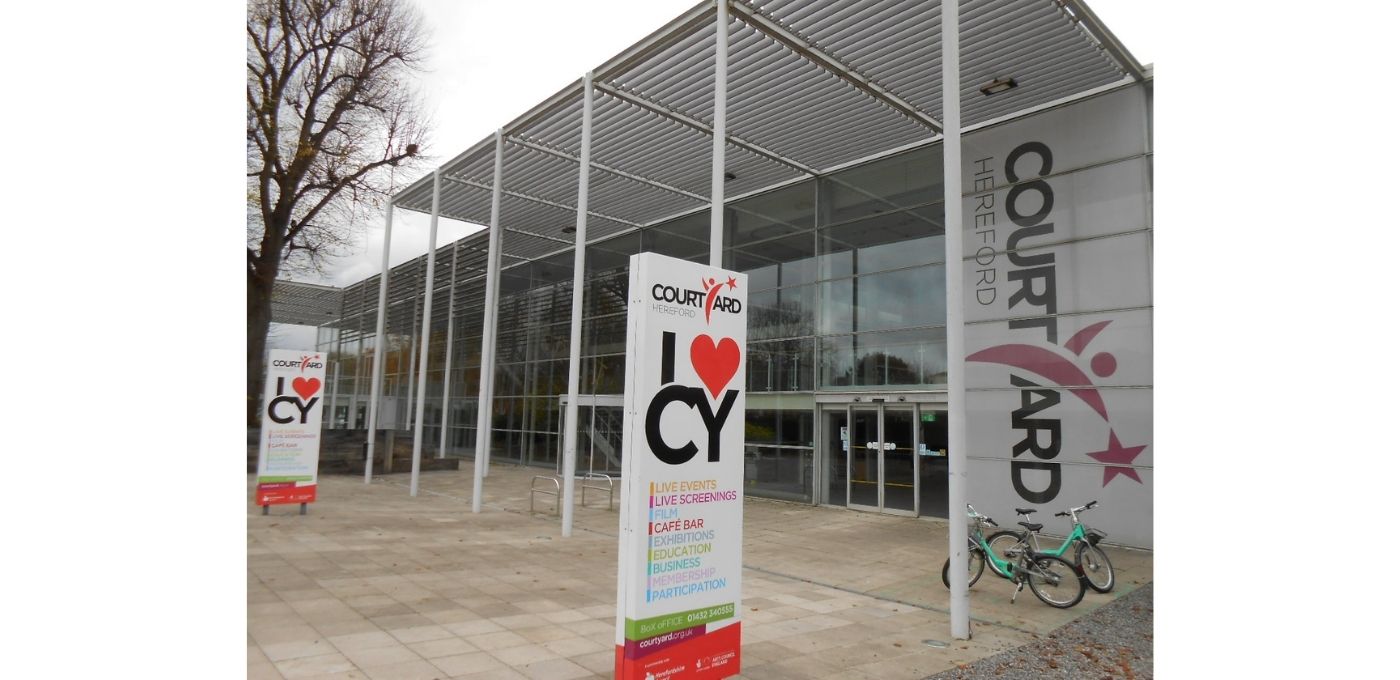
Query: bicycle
[[986, 501, 1114, 593], [940, 504, 1086, 609]]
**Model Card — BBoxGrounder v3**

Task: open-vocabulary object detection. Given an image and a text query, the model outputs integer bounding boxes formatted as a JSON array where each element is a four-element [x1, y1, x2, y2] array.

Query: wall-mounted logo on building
[[966, 134, 1150, 508], [969, 319, 1147, 492]]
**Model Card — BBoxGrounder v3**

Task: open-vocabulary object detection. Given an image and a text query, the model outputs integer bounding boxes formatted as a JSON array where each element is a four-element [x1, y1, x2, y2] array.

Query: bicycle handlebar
[[1066, 500, 1101, 515]]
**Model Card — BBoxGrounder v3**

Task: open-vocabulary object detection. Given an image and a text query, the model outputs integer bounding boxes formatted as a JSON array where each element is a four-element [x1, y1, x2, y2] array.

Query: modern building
[[274, 0, 1154, 547]]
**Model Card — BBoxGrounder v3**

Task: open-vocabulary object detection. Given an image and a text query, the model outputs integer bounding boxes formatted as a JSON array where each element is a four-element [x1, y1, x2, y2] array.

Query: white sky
[[274, 0, 1159, 346]]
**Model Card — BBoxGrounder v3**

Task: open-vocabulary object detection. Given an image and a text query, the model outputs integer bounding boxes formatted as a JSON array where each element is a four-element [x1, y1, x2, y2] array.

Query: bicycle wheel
[[984, 531, 1023, 577], [1076, 542, 1115, 593], [941, 548, 986, 589], [1023, 554, 1085, 608]]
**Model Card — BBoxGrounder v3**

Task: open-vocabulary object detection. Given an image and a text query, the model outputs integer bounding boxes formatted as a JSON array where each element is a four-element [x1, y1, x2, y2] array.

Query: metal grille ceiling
[[392, 0, 1141, 281], [271, 280, 344, 326]]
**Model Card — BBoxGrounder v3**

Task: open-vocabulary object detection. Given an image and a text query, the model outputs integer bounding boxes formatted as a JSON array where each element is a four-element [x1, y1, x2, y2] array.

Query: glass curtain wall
[[319, 141, 952, 501]]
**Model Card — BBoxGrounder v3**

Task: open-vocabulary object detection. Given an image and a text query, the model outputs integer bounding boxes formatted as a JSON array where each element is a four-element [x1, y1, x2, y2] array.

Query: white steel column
[[364, 202, 394, 484], [561, 72, 594, 538], [406, 291, 420, 428], [943, 0, 970, 641], [709, 0, 728, 267], [329, 359, 341, 427], [438, 240, 460, 458], [410, 170, 442, 496], [351, 287, 364, 428], [472, 130, 506, 513]]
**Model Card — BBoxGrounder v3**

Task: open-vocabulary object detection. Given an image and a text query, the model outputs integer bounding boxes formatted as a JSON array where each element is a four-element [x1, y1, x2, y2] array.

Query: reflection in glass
[[917, 409, 949, 518], [825, 410, 847, 506], [747, 339, 813, 392], [820, 328, 947, 388], [743, 446, 812, 502], [849, 409, 880, 507], [883, 409, 915, 512]]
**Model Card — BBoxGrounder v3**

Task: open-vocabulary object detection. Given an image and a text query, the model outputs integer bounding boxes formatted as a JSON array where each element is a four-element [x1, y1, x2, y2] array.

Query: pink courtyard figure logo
[[967, 320, 1147, 487]]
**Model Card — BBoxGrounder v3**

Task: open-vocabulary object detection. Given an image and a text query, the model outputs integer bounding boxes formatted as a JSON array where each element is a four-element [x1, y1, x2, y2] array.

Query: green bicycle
[[987, 501, 1115, 593], [940, 504, 1086, 608]]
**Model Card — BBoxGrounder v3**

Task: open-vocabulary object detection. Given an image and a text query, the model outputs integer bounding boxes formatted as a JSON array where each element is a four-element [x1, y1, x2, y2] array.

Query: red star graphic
[[1085, 430, 1146, 486], [726, 275, 737, 290]]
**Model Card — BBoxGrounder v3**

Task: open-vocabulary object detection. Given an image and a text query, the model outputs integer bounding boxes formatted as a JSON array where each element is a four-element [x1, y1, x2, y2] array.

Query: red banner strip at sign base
[[257, 484, 317, 506], [615, 622, 740, 680]]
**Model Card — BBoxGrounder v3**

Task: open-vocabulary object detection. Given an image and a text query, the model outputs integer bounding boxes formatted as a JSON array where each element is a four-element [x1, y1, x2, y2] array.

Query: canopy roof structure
[[270, 280, 343, 326], [389, 0, 1144, 263]]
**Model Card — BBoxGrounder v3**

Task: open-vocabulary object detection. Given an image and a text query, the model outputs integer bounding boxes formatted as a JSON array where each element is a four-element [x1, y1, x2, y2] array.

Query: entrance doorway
[[823, 402, 949, 518], [556, 394, 625, 476]]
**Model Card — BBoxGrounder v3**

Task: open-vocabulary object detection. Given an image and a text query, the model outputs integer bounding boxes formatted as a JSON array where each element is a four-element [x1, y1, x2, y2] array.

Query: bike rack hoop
[[529, 475, 562, 516], [579, 472, 616, 510]]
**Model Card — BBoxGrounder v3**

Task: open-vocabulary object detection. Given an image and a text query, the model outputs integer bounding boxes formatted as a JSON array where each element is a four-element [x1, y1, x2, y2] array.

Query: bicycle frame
[[1025, 523, 1088, 560], [969, 522, 1025, 580]]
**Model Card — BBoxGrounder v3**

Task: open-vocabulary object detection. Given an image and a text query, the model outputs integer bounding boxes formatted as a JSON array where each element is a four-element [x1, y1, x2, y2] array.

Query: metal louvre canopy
[[392, 0, 1143, 269], [270, 280, 344, 326]]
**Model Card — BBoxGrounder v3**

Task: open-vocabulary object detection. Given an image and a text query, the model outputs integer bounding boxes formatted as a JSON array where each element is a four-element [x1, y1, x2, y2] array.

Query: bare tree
[[247, 0, 429, 425]]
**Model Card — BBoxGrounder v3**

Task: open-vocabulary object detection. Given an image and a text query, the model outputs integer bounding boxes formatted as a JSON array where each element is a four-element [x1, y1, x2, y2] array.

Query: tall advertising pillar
[[615, 253, 747, 680], [255, 349, 328, 509]]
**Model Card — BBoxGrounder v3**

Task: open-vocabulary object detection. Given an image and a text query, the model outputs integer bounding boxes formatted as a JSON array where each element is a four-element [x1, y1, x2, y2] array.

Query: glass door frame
[[828, 401, 921, 517], [819, 396, 945, 518], [556, 393, 625, 476]]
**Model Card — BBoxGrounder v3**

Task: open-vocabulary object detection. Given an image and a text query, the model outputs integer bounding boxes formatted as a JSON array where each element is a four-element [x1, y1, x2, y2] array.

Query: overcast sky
[[272, 0, 1158, 347]]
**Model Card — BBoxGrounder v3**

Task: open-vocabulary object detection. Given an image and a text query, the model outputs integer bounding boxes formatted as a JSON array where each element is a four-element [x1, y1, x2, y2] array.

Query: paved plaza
[[248, 464, 1153, 679]]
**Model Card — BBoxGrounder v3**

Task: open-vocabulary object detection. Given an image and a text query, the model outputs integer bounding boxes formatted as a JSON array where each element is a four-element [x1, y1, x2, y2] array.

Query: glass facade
[[316, 139, 955, 508]]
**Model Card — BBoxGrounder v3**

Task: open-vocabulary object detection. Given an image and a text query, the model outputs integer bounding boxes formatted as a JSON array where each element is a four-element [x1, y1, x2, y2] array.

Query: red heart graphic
[[292, 377, 321, 401], [690, 335, 740, 399]]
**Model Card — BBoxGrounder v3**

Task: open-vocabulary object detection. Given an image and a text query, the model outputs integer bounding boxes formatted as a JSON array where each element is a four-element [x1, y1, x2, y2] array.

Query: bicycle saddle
[[1018, 521, 1043, 532], [1015, 508, 1037, 515]]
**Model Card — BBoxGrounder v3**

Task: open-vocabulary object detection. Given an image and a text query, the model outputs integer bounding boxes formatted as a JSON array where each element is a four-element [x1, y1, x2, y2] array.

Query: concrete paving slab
[[249, 464, 1152, 679]]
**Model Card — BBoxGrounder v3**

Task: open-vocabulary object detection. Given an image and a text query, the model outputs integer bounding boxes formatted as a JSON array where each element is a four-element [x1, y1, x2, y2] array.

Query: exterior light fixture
[[724, 171, 737, 181], [562, 226, 576, 234], [979, 77, 1017, 95]]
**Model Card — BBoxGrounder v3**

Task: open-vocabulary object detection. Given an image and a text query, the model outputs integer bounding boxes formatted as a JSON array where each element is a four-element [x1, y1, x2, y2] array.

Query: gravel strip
[[926, 583, 1153, 680]]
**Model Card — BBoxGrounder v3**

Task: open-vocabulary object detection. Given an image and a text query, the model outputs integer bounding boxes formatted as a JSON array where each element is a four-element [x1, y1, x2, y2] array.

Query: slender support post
[[329, 359, 341, 428], [472, 130, 505, 512], [943, 0, 970, 641], [351, 287, 364, 428], [410, 170, 441, 496], [406, 291, 419, 429], [438, 240, 460, 458], [562, 72, 594, 538], [709, 0, 728, 267], [364, 202, 394, 484]]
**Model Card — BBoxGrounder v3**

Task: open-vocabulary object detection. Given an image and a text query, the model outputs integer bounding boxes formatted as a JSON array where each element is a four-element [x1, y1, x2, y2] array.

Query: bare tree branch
[[247, 0, 430, 424]]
